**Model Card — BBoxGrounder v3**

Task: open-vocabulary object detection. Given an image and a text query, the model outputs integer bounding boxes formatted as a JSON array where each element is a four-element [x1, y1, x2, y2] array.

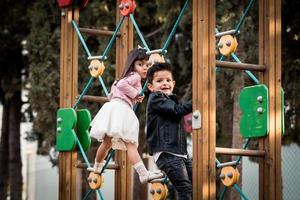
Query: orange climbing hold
[[119, 0, 136, 16]]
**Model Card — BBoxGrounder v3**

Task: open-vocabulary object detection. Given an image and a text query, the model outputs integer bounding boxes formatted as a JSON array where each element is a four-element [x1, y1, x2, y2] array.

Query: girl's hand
[[136, 95, 144, 103]]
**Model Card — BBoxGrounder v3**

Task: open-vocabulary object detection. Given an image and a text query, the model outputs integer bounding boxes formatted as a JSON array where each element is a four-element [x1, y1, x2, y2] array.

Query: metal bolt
[[217, 42, 223, 48], [61, 11, 66, 17], [93, 178, 98, 183], [257, 96, 263, 103], [156, 188, 162, 194], [257, 107, 263, 114], [227, 172, 233, 178], [220, 173, 225, 179], [119, 4, 123, 9], [150, 189, 155, 195], [94, 66, 98, 70], [125, 3, 130, 9], [225, 40, 231, 46], [193, 112, 199, 119], [57, 127, 61, 133], [57, 117, 62, 123], [88, 177, 92, 183]]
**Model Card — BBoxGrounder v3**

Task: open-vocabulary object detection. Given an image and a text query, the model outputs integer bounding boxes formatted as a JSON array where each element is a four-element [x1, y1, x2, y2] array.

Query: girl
[[89, 48, 163, 184]]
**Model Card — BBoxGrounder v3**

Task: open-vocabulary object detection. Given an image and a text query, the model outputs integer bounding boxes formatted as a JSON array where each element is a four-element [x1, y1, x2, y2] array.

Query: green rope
[[231, 53, 260, 84], [72, 20, 92, 57], [234, 0, 255, 35], [82, 188, 93, 200], [102, 16, 125, 60], [100, 149, 115, 175], [73, 77, 95, 110], [133, 80, 148, 111], [98, 76, 109, 97], [161, 0, 189, 53], [219, 187, 228, 200], [129, 14, 150, 51], [233, 184, 250, 200]]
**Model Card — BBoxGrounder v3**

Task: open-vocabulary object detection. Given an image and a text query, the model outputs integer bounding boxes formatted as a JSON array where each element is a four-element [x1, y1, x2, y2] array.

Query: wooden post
[[114, 1, 134, 199], [259, 0, 282, 199], [192, 0, 216, 199], [58, 7, 79, 200]]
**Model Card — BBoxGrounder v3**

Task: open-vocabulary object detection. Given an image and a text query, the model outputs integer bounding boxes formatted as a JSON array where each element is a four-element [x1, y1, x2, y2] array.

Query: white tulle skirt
[[90, 99, 139, 150]]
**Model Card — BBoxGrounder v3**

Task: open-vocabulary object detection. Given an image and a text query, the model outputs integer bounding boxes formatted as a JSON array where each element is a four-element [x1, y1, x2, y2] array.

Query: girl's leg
[[95, 135, 112, 163], [90, 136, 112, 173], [125, 142, 142, 164], [125, 142, 163, 183]]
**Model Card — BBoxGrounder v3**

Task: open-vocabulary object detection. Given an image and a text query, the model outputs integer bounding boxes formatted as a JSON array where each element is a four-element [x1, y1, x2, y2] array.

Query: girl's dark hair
[[119, 48, 149, 79], [146, 62, 173, 83]]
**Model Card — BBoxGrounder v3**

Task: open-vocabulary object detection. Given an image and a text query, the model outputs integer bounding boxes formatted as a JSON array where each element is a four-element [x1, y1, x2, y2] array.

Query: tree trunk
[[8, 91, 23, 200], [0, 104, 10, 199]]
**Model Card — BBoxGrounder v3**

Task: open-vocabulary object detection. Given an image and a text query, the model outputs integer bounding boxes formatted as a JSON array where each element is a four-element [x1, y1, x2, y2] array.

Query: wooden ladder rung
[[78, 95, 109, 104], [216, 147, 265, 157], [76, 162, 119, 170], [216, 61, 266, 72], [79, 27, 121, 37]]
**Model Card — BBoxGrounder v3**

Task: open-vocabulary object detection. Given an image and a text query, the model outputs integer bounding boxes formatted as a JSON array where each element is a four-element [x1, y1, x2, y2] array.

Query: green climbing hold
[[56, 108, 77, 151], [77, 109, 91, 152], [240, 84, 269, 138]]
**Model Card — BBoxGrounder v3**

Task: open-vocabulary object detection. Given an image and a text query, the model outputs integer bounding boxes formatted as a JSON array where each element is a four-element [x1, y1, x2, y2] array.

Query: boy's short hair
[[147, 62, 173, 83]]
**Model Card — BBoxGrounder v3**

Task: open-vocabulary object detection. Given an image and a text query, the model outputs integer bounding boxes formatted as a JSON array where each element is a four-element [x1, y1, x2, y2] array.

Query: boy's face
[[147, 70, 175, 95]]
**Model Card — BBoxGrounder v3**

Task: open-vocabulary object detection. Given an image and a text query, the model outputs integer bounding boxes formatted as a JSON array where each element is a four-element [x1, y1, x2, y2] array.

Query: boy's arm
[[149, 93, 192, 117]]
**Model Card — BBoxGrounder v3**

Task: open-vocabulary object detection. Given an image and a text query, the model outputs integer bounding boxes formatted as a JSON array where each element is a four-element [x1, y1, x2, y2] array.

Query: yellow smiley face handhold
[[218, 35, 238, 56], [87, 172, 103, 190], [150, 182, 168, 200], [89, 60, 105, 77], [219, 166, 240, 187]]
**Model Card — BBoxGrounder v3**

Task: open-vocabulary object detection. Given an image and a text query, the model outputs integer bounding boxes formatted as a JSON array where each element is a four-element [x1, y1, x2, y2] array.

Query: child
[[146, 62, 193, 199], [89, 48, 164, 184]]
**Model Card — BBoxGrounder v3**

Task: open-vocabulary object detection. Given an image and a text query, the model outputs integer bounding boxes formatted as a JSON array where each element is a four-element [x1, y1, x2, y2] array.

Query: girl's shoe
[[139, 170, 164, 184], [87, 160, 106, 174]]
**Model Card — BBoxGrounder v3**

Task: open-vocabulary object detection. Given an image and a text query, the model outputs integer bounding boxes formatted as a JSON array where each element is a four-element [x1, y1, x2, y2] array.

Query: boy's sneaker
[[139, 170, 164, 184]]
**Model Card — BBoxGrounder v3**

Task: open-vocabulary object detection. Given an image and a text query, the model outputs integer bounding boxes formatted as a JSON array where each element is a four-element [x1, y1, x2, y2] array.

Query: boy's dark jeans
[[156, 152, 192, 200]]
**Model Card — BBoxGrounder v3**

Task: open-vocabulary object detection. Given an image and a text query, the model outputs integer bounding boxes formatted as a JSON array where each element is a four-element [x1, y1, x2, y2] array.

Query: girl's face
[[134, 59, 150, 79]]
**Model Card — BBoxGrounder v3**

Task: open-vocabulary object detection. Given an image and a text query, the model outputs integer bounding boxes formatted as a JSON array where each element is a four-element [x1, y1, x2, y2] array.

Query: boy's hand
[[136, 95, 144, 103]]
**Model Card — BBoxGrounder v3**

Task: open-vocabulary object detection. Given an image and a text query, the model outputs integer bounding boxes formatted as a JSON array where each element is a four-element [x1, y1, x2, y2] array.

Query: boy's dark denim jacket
[[146, 92, 192, 155]]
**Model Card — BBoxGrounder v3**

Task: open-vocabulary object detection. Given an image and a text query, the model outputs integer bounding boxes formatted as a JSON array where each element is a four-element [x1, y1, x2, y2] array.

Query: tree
[[0, 1, 30, 199]]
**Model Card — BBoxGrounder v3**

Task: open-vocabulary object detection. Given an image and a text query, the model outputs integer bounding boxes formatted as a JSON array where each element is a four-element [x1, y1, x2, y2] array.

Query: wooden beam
[[216, 61, 266, 72], [216, 147, 265, 157], [259, 0, 282, 199], [192, 0, 216, 199], [58, 7, 79, 200], [115, 1, 134, 199], [78, 95, 109, 104], [79, 27, 121, 37], [76, 162, 119, 170]]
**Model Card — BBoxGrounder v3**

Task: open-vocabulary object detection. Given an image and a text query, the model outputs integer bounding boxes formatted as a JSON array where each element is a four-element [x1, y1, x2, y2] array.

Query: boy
[[146, 62, 192, 200]]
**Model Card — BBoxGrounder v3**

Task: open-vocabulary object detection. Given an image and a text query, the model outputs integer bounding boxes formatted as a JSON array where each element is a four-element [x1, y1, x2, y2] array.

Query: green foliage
[[281, 0, 300, 145], [27, 2, 61, 152]]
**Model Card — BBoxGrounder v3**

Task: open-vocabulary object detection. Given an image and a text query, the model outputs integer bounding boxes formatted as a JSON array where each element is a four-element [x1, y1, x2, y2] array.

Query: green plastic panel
[[240, 84, 269, 138], [56, 108, 77, 151], [77, 109, 91, 152]]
